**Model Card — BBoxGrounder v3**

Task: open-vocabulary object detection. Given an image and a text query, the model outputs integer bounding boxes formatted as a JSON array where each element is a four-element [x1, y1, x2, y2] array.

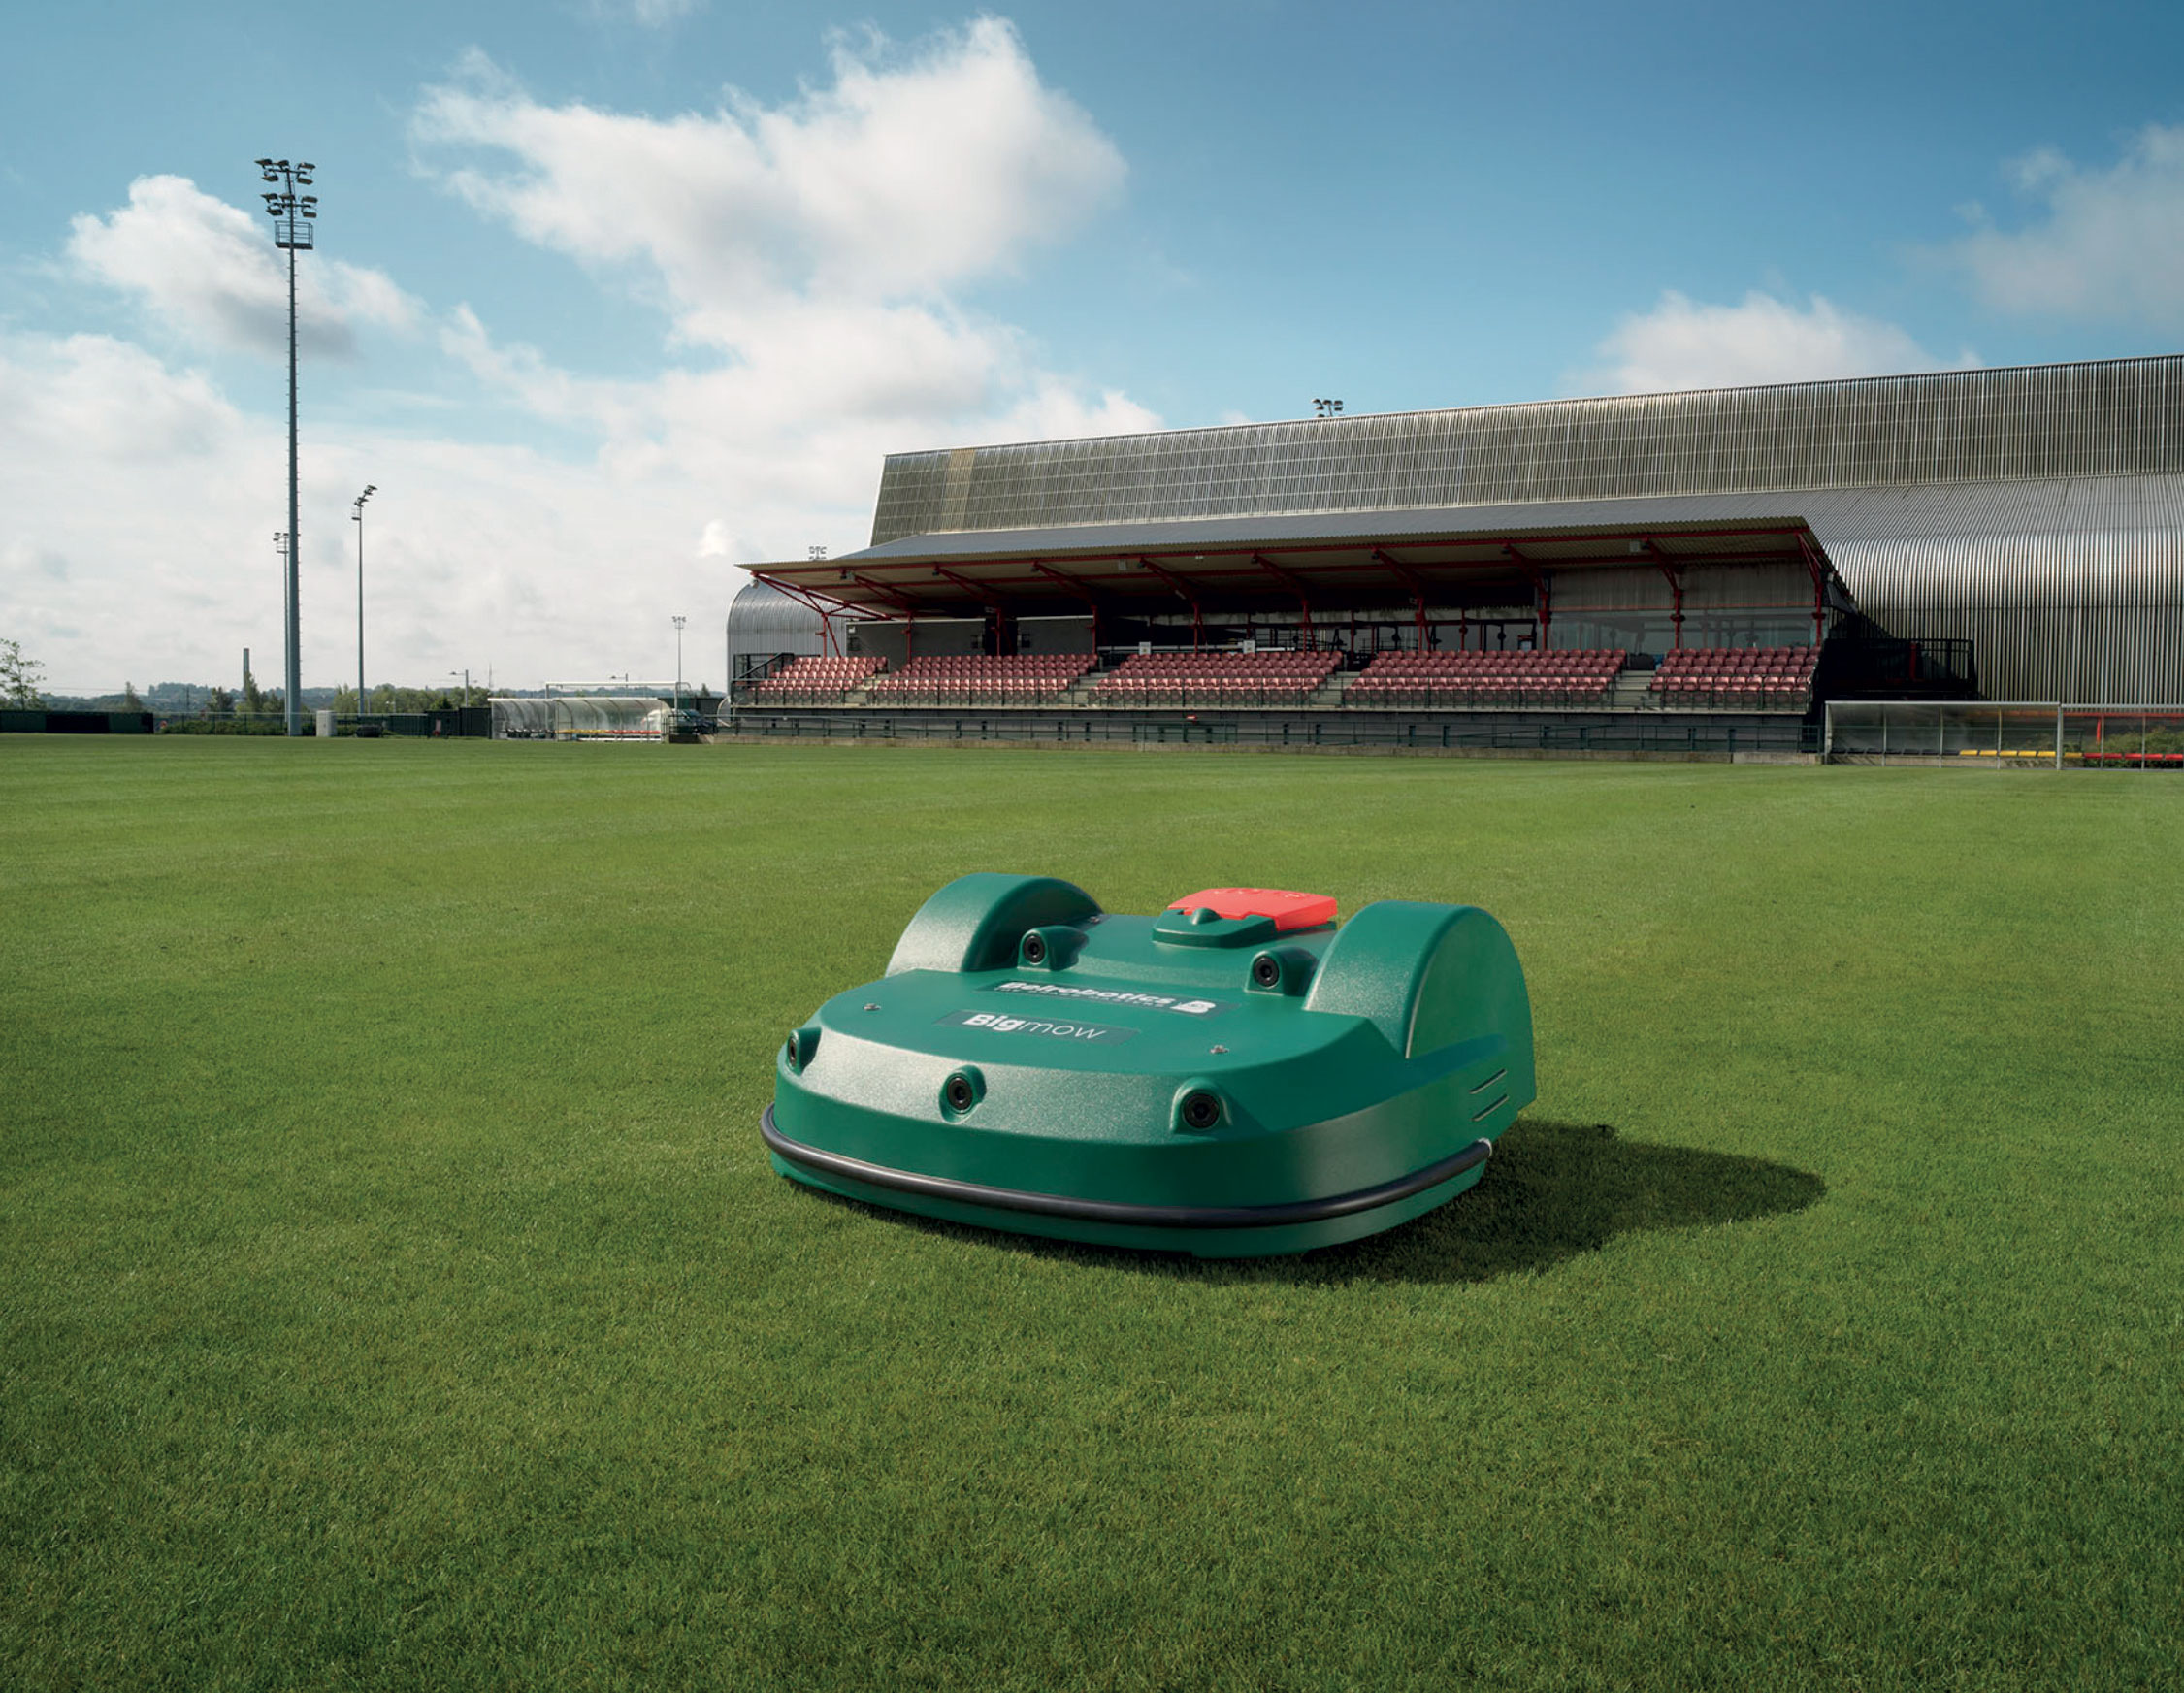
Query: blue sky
[[5, 0, 2182, 693]]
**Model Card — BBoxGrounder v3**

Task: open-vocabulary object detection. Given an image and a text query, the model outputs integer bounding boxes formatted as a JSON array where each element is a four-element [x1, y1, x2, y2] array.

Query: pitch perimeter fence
[[1825, 701, 2184, 768], [726, 711, 1819, 757]]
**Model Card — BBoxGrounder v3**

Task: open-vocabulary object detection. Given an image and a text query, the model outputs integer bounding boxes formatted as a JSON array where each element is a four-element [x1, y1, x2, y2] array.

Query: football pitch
[[3, 737, 2178, 1690]]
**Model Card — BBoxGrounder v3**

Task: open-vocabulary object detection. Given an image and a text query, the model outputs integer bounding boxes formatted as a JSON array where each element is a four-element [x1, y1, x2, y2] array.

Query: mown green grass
[[2, 736, 2178, 1691]]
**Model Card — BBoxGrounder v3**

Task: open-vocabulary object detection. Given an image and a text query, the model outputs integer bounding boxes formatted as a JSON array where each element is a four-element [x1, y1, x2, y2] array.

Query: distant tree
[[242, 669, 266, 714], [206, 686, 235, 718], [2, 637, 47, 707], [122, 681, 143, 709]]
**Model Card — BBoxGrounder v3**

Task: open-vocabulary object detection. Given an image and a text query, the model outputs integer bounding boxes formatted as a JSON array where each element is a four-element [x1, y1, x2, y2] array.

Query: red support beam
[[749, 571, 864, 655], [847, 572, 919, 615], [1031, 562, 1103, 649], [1503, 544, 1550, 640], [931, 565, 1013, 650], [932, 565, 1007, 607], [1371, 548, 1432, 643], [1794, 530, 1829, 645], [1251, 553, 1314, 648], [1645, 538, 1685, 650], [1132, 555, 1203, 649]]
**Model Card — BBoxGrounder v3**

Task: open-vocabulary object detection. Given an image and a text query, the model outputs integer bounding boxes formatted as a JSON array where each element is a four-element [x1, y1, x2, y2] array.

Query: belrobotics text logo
[[991, 981, 1228, 1017]]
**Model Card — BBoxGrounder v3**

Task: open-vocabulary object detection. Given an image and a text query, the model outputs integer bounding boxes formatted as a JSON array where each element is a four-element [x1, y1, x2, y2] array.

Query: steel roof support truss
[[1503, 544, 1550, 637], [1252, 554, 1315, 648], [1133, 555, 1203, 649], [750, 571, 869, 656], [1646, 539, 1684, 650], [931, 565, 1013, 651], [1370, 548, 1434, 642], [1030, 562, 1104, 647]]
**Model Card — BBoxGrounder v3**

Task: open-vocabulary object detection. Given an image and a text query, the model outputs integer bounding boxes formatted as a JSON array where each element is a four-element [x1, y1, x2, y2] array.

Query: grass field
[[3, 737, 2179, 1691]]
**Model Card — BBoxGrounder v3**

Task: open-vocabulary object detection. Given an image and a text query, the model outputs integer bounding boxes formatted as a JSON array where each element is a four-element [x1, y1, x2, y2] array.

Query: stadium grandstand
[[724, 355, 2184, 756]]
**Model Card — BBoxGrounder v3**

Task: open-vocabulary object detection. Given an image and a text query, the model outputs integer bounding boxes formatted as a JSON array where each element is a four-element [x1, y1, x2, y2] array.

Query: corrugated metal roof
[[843, 493, 1827, 562], [870, 357, 2184, 544], [726, 579, 830, 658], [841, 475, 2184, 600]]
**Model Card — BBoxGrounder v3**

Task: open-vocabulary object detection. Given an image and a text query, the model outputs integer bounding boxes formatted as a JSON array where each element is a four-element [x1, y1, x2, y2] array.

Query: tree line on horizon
[[4, 641, 495, 716]]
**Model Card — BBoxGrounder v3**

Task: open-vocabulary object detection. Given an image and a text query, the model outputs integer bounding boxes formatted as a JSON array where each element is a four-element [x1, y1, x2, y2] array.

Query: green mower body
[[764, 874, 1534, 1257]]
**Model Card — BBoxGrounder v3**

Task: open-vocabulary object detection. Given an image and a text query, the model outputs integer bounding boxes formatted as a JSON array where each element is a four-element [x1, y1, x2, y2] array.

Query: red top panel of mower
[[1165, 887, 1338, 932]]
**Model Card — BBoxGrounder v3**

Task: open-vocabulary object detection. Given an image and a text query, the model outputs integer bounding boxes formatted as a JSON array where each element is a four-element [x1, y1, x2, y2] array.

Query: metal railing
[[1824, 700, 2184, 767], [725, 711, 1819, 757]]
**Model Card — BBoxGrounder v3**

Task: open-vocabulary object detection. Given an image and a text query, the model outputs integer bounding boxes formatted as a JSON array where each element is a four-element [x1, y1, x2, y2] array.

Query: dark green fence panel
[[1, 710, 154, 734]]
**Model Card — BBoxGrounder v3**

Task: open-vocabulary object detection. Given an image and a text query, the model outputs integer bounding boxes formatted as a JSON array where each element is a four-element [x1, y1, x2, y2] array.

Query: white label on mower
[[987, 981, 1231, 1017], [939, 1009, 1137, 1044]]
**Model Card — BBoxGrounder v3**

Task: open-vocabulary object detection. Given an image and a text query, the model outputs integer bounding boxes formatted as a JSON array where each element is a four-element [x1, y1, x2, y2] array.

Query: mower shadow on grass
[[790, 1119, 1825, 1286], [1300, 1118, 1827, 1286]]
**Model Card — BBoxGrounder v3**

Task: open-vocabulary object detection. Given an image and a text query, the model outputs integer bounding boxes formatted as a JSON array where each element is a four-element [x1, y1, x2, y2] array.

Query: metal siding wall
[[870, 358, 2184, 544], [726, 581, 826, 662], [1813, 475, 2184, 701]]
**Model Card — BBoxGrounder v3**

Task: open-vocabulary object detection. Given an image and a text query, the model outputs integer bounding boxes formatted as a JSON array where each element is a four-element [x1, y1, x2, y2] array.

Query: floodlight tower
[[351, 485, 375, 713], [671, 614, 687, 711], [257, 156, 317, 736]]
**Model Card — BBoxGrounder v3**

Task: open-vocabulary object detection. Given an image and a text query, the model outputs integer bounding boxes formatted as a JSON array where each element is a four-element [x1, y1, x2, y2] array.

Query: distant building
[[738, 356, 2184, 703]]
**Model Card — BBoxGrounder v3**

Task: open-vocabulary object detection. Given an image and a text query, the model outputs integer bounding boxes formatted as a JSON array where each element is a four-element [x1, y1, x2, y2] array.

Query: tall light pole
[[271, 533, 288, 716], [257, 157, 317, 736], [351, 484, 375, 715], [671, 614, 687, 711]]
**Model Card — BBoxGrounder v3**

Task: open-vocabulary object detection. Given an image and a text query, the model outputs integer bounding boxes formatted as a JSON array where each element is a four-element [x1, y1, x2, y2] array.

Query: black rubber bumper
[[760, 1107, 1491, 1230]]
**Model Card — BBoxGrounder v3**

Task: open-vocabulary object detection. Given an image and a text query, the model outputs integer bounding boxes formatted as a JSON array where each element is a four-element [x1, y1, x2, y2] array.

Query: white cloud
[[0, 333, 244, 460], [68, 175, 420, 360], [407, 19, 1154, 546], [1588, 290, 1958, 394], [2, 21, 1158, 695], [1947, 125, 2184, 329], [0, 324, 769, 695], [413, 19, 1125, 329]]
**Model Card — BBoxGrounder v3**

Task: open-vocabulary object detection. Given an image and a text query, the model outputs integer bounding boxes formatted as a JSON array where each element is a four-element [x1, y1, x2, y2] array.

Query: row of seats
[[1347, 648, 1627, 706], [745, 654, 885, 699], [742, 645, 1820, 711], [867, 653, 1095, 702], [1091, 650, 1341, 704], [1651, 645, 1817, 706]]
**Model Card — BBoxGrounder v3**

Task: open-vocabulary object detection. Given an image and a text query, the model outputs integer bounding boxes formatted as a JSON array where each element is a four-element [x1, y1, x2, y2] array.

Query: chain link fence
[[1824, 701, 2184, 768]]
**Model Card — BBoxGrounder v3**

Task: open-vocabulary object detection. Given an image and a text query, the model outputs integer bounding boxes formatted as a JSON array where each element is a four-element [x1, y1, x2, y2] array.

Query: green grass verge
[[3, 737, 2178, 1691]]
